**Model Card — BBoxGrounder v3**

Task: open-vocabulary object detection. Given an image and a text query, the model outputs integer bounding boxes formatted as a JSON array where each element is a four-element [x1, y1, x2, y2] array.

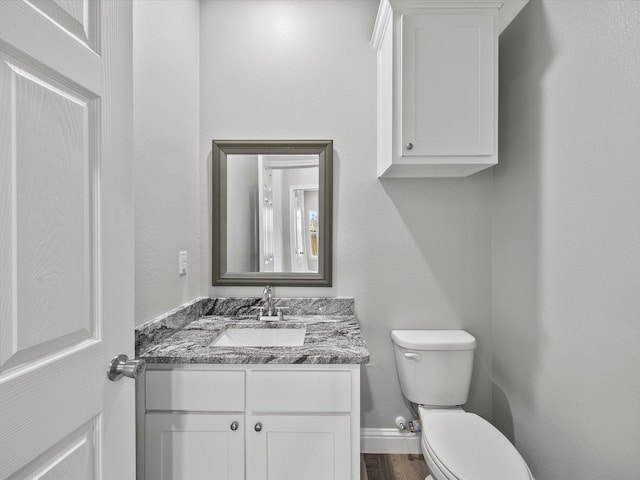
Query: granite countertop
[[136, 297, 370, 365]]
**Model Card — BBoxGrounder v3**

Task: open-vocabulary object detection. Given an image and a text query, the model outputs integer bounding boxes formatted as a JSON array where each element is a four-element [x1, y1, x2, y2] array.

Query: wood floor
[[361, 454, 430, 480]]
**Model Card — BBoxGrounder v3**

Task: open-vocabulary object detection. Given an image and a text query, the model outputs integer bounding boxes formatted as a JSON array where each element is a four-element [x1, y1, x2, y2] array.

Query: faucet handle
[[251, 306, 265, 319], [275, 306, 289, 320]]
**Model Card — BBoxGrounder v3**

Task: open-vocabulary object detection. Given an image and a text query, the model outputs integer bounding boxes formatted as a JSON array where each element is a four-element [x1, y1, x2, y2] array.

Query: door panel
[[0, 1, 133, 478], [0, 52, 98, 372], [402, 13, 495, 157], [247, 415, 351, 480], [146, 413, 245, 480], [27, 0, 100, 52], [7, 418, 99, 480]]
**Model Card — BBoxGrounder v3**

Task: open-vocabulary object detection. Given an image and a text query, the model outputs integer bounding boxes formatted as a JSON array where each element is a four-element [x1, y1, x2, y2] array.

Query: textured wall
[[494, 1, 640, 478], [199, 0, 494, 427], [133, 0, 201, 325]]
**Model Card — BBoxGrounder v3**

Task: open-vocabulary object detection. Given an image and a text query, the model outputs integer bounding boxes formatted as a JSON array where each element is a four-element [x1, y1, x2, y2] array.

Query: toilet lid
[[420, 410, 532, 480]]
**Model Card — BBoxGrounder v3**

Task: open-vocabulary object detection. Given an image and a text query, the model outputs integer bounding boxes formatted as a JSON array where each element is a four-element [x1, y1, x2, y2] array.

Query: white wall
[[200, 0, 494, 427], [133, 0, 201, 325], [226, 155, 259, 272], [494, 1, 640, 478]]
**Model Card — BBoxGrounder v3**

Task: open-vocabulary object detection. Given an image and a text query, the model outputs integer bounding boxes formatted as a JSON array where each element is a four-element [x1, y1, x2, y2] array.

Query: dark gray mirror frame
[[212, 140, 333, 286]]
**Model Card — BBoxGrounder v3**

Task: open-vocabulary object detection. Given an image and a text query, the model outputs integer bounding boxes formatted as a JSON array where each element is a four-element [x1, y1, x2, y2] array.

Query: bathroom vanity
[[136, 298, 369, 480]]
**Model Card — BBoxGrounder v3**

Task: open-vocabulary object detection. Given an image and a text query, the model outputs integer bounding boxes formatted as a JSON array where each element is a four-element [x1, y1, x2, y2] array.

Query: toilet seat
[[419, 408, 533, 480]]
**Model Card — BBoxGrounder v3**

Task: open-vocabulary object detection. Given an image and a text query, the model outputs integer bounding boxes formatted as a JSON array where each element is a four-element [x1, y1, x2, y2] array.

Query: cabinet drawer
[[146, 370, 244, 411], [247, 370, 351, 413]]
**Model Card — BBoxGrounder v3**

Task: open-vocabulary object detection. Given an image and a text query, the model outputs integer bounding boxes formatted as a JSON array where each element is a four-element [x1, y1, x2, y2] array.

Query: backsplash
[[136, 297, 214, 352], [207, 297, 355, 316]]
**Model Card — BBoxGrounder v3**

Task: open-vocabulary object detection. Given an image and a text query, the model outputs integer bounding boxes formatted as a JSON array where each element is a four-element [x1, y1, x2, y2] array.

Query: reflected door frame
[[289, 185, 318, 273]]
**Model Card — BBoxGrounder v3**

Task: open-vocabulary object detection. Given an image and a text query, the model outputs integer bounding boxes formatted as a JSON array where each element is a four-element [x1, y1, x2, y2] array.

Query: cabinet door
[[246, 415, 351, 480], [401, 12, 496, 157], [146, 413, 244, 480]]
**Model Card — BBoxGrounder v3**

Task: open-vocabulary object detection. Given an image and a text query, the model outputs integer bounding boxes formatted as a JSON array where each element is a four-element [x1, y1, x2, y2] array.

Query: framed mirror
[[212, 140, 333, 286]]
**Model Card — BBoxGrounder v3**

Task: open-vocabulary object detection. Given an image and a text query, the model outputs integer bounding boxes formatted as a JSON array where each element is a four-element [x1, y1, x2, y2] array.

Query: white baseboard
[[360, 428, 421, 454]]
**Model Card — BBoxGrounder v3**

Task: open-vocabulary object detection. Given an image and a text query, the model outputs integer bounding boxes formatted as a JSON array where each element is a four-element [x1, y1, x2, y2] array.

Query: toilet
[[391, 330, 534, 480]]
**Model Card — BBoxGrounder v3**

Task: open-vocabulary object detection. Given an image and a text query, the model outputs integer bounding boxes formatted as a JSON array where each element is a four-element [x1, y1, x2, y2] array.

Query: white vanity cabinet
[[372, 0, 528, 177], [140, 365, 360, 480]]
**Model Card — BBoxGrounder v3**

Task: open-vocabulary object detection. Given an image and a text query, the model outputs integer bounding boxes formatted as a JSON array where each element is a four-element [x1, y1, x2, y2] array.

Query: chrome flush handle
[[403, 352, 421, 361]]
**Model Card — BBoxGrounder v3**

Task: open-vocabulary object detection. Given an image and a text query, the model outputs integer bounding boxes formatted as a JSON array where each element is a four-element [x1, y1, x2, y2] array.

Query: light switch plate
[[179, 251, 188, 276]]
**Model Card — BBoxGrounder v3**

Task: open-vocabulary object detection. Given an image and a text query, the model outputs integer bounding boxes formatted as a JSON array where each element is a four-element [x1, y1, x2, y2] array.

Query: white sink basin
[[210, 327, 306, 347]]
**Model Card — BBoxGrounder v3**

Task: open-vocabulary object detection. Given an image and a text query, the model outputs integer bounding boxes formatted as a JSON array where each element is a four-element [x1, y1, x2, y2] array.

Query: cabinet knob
[[230, 421, 239, 431], [405, 142, 414, 150], [254, 422, 263, 432]]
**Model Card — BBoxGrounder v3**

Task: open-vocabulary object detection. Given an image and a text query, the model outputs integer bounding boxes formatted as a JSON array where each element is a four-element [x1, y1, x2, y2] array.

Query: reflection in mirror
[[227, 154, 318, 273], [212, 140, 332, 286]]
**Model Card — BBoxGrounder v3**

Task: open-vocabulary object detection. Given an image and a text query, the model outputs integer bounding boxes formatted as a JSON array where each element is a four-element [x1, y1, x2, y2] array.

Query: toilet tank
[[391, 330, 476, 406]]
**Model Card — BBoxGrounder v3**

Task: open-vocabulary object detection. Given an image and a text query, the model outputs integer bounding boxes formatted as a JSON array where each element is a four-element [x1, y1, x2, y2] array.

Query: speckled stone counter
[[136, 297, 369, 365]]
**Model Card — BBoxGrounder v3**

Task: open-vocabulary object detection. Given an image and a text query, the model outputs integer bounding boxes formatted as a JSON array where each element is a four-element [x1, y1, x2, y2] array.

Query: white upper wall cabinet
[[372, 0, 528, 177]]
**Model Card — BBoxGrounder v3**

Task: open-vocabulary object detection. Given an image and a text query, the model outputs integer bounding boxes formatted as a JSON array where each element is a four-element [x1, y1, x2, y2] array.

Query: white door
[[145, 413, 245, 480], [0, 1, 134, 479], [246, 415, 351, 480], [401, 12, 495, 157]]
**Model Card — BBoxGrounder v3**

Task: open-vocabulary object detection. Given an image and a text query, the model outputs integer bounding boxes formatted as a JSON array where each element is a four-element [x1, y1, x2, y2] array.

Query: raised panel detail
[[0, 55, 98, 373], [402, 14, 494, 157], [146, 413, 245, 480], [25, 0, 99, 53], [247, 415, 351, 480], [7, 417, 99, 480]]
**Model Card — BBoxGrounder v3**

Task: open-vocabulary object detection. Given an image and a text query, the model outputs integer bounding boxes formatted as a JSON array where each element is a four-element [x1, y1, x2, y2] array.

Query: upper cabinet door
[[401, 13, 495, 158], [372, 0, 528, 177]]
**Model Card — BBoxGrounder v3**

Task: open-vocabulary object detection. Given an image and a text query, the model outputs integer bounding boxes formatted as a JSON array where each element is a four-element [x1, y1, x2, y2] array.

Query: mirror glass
[[212, 140, 332, 286]]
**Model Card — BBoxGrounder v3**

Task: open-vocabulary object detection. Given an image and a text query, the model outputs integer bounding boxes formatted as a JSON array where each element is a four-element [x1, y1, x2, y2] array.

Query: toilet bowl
[[419, 408, 533, 480], [391, 330, 534, 480]]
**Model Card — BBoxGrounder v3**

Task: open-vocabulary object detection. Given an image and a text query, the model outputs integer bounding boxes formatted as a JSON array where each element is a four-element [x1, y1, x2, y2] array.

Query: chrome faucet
[[261, 285, 274, 317]]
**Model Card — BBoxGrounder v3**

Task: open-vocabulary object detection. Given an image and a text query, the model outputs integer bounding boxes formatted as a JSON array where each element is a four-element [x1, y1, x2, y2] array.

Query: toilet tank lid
[[391, 330, 476, 350]]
